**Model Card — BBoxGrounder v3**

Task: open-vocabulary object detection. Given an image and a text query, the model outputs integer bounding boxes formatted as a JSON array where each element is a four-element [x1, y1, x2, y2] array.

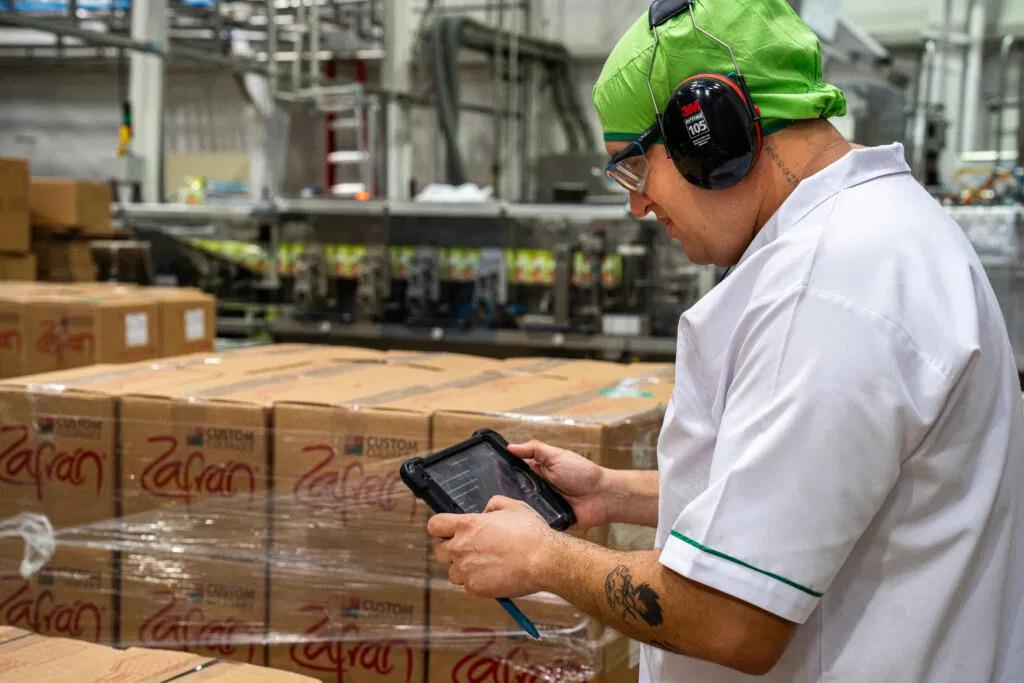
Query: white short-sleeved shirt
[[643, 144, 1024, 682]]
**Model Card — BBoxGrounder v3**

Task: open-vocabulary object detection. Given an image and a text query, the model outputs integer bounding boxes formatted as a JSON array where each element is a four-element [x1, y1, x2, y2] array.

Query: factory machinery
[[120, 200, 711, 360], [118, 198, 1024, 368]]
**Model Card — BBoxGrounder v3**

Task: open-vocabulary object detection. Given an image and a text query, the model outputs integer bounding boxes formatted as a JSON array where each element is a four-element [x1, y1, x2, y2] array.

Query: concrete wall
[[0, 65, 252, 183]]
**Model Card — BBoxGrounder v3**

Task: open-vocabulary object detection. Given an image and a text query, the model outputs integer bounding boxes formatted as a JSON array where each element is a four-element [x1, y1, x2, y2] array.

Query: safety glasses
[[603, 123, 661, 193]]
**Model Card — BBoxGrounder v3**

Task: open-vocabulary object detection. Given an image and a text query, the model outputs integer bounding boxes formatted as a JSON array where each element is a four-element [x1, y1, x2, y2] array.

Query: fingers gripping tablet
[[400, 429, 576, 530]]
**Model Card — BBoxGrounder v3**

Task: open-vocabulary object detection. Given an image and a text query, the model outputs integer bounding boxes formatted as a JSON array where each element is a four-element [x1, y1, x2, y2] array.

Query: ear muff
[[661, 73, 762, 190]]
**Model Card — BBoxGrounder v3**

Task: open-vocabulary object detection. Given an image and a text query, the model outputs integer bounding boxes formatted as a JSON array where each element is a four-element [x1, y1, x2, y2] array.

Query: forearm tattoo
[[764, 141, 799, 187], [604, 565, 664, 627]]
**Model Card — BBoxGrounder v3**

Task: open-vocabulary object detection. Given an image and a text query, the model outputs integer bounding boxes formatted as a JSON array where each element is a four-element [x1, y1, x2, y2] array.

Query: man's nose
[[628, 190, 652, 218]]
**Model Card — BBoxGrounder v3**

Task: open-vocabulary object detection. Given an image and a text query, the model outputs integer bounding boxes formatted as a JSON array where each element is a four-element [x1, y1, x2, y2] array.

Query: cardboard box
[[425, 586, 637, 683], [118, 391, 272, 548], [119, 551, 268, 666], [426, 373, 670, 472], [168, 343, 383, 377], [0, 625, 27, 645], [0, 360, 243, 528], [0, 290, 34, 379], [0, 543, 115, 645], [0, 633, 213, 682], [502, 357, 674, 389], [110, 355, 369, 551], [146, 287, 217, 357], [25, 293, 160, 374], [0, 630, 319, 682], [184, 661, 319, 682], [0, 384, 117, 527], [34, 239, 98, 282], [0, 254, 35, 281], [268, 361, 505, 569], [383, 350, 503, 374], [29, 178, 112, 236], [267, 565, 427, 683], [0, 158, 30, 253], [371, 370, 669, 561]]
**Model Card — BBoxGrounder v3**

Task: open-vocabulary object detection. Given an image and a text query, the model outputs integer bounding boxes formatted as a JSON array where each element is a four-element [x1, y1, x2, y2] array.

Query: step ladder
[[316, 84, 379, 199]]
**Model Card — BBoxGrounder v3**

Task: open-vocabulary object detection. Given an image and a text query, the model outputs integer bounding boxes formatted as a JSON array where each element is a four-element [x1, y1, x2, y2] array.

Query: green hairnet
[[593, 0, 847, 140]]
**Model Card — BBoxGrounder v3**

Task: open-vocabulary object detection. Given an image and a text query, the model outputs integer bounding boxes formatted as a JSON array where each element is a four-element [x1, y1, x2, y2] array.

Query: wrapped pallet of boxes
[[113, 352, 396, 665], [0, 353, 333, 663], [0, 347, 669, 683]]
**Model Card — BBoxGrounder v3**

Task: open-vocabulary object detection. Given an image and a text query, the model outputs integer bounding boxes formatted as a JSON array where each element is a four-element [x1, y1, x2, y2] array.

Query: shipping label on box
[[185, 307, 206, 342], [0, 388, 116, 527], [120, 396, 270, 546], [0, 543, 114, 645], [120, 552, 267, 665], [124, 311, 149, 348], [268, 568, 426, 683]]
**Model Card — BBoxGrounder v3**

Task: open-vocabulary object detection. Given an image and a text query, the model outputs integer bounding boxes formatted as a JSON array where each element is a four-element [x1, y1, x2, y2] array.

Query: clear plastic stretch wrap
[[0, 345, 673, 682]]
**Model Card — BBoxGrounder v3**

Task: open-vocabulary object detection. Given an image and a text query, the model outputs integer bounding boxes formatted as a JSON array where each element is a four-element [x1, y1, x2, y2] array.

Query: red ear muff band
[[682, 73, 749, 103]]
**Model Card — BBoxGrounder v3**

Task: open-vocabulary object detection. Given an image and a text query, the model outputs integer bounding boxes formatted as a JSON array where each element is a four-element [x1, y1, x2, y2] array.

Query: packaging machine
[[118, 200, 711, 360]]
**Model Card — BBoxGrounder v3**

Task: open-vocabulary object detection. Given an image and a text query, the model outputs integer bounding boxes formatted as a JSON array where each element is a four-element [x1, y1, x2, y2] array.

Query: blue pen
[[498, 597, 541, 639]]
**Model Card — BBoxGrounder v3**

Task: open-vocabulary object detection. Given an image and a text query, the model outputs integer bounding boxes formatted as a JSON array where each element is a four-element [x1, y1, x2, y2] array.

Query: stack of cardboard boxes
[[0, 345, 674, 682], [0, 156, 116, 283], [0, 158, 34, 281], [0, 282, 215, 378], [31, 176, 114, 282]]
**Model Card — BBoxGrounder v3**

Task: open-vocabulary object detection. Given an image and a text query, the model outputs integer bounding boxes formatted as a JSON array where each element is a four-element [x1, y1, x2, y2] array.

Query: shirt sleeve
[[660, 286, 953, 623]]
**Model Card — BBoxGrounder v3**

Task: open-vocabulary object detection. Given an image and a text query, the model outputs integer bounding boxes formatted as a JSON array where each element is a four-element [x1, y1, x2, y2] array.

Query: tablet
[[399, 429, 576, 530]]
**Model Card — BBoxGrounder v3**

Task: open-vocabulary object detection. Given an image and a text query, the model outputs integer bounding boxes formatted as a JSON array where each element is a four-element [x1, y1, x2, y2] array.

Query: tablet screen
[[423, 441, 561, 522]]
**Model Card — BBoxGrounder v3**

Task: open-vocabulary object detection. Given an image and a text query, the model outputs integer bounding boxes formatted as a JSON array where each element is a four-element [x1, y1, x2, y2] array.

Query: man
[[427, 1, 1024, 680]]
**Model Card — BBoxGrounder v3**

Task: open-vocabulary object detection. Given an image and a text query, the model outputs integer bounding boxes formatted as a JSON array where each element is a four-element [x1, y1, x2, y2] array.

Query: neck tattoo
[[763, 140, 799, 187]]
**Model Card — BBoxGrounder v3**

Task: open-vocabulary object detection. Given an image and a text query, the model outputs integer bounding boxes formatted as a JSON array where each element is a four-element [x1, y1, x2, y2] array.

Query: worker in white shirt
[[427, 1, 1024, 679]]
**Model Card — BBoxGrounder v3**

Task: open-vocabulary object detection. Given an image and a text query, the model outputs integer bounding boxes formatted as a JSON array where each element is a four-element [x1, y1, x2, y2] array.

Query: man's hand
[[428, 496, 557, 598], [506, 440, 610, 531], [507, 440, 662, 529]]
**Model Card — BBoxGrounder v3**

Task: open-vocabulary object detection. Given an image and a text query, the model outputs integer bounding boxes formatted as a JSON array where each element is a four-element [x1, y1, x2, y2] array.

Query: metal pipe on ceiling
[[0, 11, 272, 75]]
